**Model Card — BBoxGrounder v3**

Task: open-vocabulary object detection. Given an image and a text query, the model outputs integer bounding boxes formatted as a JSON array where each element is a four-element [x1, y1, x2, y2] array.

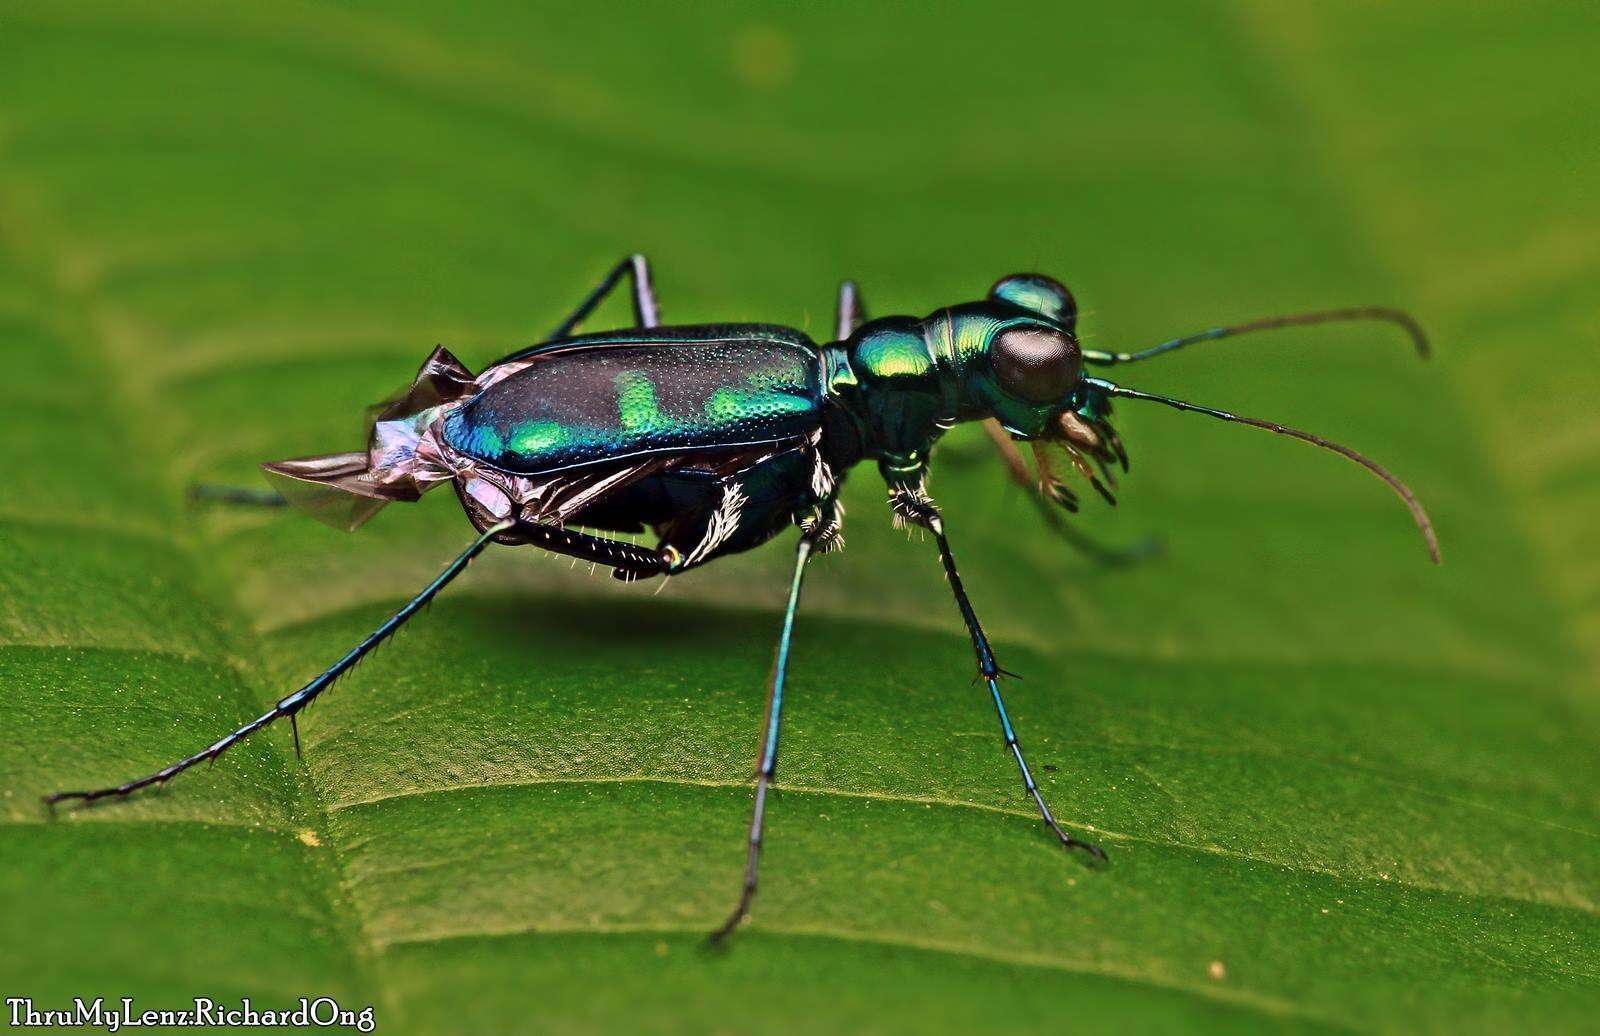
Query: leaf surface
[[3, 2, 1598, 1032]]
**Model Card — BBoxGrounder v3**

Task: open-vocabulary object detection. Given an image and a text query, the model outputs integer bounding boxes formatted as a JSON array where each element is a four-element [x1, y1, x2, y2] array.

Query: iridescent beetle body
[[440, 326, 838, 572], [49, 254, 1438, 942]]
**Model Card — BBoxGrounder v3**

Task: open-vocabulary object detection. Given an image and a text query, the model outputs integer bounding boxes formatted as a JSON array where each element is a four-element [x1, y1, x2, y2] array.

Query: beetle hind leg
[[46, 520, 512, 809], [505, 519, 674, 581], [546, 253, 660, 340]]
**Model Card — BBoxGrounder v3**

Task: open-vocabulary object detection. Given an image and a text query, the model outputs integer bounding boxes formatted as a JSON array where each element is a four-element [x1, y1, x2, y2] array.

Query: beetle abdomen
[[444, 335, 823, 474]]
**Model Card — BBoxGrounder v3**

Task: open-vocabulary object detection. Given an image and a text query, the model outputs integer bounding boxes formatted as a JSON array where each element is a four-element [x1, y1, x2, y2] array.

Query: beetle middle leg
[[888, 485, 1106, 861], [709, 501, 836, 942]]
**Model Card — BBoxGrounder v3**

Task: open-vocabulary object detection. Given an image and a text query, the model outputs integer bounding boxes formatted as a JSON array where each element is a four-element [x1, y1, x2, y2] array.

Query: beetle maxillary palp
[[1056, 410, 1102, 452], [1028, 442, 1078, 512]]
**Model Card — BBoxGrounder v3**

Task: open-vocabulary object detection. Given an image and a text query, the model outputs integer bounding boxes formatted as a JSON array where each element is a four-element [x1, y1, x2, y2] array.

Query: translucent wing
[[263, 346, 477, 531], [262, 453, 410, 531]]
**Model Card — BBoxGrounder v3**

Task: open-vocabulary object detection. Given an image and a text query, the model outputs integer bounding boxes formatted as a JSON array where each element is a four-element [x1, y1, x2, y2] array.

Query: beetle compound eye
[[991, 325, 1081, 404]]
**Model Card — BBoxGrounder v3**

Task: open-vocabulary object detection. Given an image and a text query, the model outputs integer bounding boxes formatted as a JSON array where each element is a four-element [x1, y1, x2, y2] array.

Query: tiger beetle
[[47, 255, 1439, 941]]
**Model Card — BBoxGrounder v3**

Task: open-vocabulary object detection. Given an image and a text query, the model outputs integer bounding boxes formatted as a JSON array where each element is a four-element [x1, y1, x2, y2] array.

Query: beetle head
[[974, 273, 1129, 505], [970, 272, 1438, 560]]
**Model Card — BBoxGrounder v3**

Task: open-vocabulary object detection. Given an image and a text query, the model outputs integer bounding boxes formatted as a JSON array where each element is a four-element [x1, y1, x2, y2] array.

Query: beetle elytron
[[48, 255, 1438, 940]]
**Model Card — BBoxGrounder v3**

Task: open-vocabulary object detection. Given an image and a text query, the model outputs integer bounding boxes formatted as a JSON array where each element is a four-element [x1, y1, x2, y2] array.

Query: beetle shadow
[[456, 591, 775, 653]]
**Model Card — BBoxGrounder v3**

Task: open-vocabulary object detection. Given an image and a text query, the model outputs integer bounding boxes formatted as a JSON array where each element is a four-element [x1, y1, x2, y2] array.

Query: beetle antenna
[[1082, 307, 1428, 366], [1088, 378, 1439, 563]]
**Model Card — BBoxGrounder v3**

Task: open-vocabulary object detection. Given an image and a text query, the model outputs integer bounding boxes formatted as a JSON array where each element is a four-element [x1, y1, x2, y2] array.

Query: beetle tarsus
[[1059, 829, 1108, 861]]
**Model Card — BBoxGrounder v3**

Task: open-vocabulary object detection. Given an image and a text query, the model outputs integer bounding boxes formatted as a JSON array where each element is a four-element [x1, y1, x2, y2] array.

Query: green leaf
[[4, 2, 1598, 1032]]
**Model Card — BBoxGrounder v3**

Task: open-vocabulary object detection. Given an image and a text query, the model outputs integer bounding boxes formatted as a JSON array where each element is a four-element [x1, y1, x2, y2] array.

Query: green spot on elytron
[[616, 372, 664, 433], [705, 384, 812, 423], [704, 386, 748, 423], [509, 420, 569, 454], [466, 424, 504, 456]]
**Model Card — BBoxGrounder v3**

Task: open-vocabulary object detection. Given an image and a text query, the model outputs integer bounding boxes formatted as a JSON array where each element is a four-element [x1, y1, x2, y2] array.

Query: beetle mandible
[[48, 254, 1438, 940]]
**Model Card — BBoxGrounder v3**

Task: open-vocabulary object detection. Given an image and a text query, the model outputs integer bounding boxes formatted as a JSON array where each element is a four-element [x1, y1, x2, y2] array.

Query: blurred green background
[[3, 2, 1598, 1033]]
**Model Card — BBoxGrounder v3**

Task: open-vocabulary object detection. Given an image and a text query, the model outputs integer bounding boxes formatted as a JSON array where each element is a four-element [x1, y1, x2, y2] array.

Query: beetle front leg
[[546, 253, 660, 340], [886, 480, 1106, 862]]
